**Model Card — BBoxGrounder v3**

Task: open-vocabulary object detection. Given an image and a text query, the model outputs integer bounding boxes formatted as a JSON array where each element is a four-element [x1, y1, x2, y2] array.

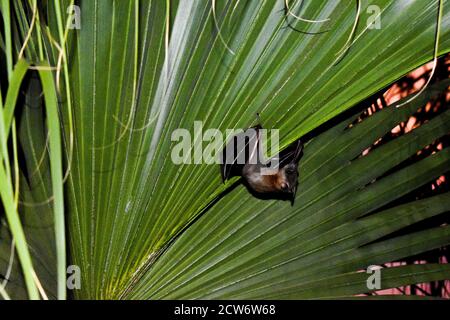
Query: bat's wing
[[276, 139, 303, 168], [220, 126, 261, 182]]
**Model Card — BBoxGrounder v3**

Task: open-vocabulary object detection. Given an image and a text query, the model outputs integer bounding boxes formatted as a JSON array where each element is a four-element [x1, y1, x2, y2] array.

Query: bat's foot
[[255, 112, 263, 128]]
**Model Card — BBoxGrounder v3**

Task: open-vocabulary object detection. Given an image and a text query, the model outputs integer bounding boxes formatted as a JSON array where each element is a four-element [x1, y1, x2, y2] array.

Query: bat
[[221, 118, 303, 203]]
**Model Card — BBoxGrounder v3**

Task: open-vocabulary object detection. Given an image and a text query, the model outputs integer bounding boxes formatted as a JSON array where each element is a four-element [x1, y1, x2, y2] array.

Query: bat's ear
[[290, 183, 298, 206]]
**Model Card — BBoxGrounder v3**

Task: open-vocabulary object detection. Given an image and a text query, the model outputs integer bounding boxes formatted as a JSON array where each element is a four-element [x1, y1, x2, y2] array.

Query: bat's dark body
[[221, 124, 303, 202]]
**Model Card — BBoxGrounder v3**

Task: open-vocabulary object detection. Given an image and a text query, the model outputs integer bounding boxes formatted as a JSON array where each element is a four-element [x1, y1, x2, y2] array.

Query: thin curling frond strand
[[284, 0, 330, 23], [212, 0, 235, 55], [396, 0, 443, 109], [18, 0, 38, 60], [333, 0, 361, 65]]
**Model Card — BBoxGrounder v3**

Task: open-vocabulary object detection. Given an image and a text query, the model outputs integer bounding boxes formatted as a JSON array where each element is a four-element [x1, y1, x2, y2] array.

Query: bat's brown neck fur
[[245, 169, 285, 193]]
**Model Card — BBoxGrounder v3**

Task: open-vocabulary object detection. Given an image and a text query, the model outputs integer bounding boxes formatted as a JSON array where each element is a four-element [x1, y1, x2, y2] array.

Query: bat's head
[[277, 163, 299, 195]]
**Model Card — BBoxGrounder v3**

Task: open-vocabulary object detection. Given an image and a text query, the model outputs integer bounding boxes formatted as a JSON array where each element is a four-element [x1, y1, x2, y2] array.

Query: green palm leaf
[[1, 0, 449, 299], [127, 82, 450, 299]]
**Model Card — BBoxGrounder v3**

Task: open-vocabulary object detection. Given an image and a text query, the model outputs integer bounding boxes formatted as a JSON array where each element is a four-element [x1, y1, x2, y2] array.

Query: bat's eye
[[286, 168, 296, 175]]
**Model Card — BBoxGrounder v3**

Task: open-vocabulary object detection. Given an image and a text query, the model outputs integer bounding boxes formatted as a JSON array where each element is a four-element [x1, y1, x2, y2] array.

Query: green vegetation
[[0, 0, 449, 299]]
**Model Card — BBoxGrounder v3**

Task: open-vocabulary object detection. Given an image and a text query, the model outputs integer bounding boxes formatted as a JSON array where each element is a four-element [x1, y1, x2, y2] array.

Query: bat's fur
[[221, 121, 303, 203]]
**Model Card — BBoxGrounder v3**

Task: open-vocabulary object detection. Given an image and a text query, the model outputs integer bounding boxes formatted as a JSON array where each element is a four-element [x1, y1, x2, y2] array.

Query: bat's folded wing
[[220, 127, 261, 182]]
